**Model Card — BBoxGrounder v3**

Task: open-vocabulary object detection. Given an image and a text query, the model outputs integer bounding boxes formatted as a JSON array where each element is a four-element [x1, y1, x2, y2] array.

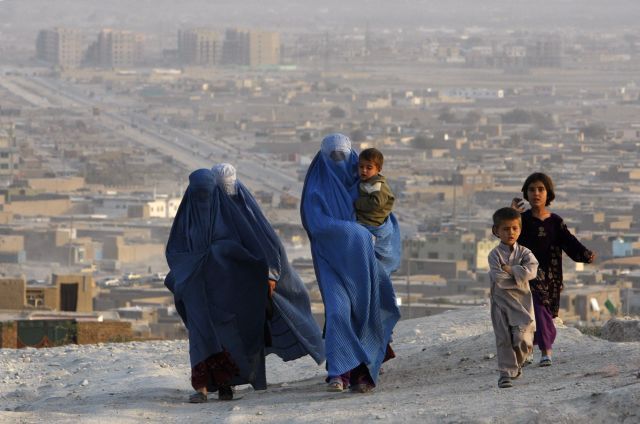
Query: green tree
[[350, 129, 367, 142], [329, 106, 346, 119], [463, 110, 482, 125], [501, 109, 531, 124], [411, 133, 434, 149], [438, 107, 457, 123], [580, 123, 607, 139]]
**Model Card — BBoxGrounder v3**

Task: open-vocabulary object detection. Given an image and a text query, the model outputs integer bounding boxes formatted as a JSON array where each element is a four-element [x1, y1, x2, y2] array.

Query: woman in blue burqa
[[301, 133, 401, 393], [165, 165, 324, 403]]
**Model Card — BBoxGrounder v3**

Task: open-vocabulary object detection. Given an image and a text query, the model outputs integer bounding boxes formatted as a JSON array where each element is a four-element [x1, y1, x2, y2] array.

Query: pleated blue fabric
[[231, 180, 325, 365], [165, 168, 324, 391], [363, 215, 402, 278], [301, 134, 401, 384]]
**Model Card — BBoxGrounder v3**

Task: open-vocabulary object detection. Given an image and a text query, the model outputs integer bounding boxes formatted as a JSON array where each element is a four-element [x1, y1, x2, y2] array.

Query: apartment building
[[222, 29, 280, 67], [35, 27, 83, 68], [178, 28, 219, 66]]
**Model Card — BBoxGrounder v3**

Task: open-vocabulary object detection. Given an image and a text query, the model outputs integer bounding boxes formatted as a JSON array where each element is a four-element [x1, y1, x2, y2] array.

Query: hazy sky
[[1, 0, 640, 34]]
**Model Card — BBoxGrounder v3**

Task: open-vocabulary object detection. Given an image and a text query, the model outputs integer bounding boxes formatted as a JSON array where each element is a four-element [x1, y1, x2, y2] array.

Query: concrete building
[[249, 30, 280, 66], [88, 29, 143, 68], [102, 236, 164, 265], [0, 275, 94, 312], [35, 27, 83, 68], [559, 285, 620, 323], [0, 192, 72, 217], [0, 234, 26, 263], [475, 237, 500, 271], [178, 29, 219, 66], [404, 231, 476, 265], [222, 29, 280, 67], [0, 278, 25, 309], [93, 195, 179, 219], [0, 128, 19, 184], [222, 28, 249, 65]]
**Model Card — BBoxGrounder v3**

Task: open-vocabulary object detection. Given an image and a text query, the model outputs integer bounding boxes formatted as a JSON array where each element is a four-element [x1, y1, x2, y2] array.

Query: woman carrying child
[[301, 133, 401, 393], [512, 172, 596, 367]]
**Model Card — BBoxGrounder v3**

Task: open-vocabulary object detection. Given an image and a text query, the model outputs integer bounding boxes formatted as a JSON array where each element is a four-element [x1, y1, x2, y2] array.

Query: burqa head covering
[[321, 133, 352, 162], [319, 133, 357, 187], [212, 163, 238, 196]]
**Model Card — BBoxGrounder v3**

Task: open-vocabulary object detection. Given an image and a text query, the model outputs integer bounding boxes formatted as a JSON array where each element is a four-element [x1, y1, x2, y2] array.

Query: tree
[[463, 111, 482, 125], [501, 108, 532, 124], [531, 111, 556, 130], [580, 123, 607, 140], [329, 106, 346, 119], [350, 129, 367, 142], [438, 107, 457, 123], [411, 133, 435, 149], [299, 132, 312, 143]]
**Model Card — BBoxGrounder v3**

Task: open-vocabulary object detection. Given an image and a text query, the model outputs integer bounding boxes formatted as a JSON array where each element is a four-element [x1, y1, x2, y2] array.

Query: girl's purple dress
[[518, 210, 593, 350]]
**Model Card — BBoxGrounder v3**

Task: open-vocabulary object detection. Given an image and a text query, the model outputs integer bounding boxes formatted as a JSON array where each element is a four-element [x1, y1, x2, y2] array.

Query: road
[[3, 74, 303, 197]]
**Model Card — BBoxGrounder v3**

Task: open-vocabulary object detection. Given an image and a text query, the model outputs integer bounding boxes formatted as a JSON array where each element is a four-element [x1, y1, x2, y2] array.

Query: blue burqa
[[165, 168, 324, 391], [301, 134, 401, 384]]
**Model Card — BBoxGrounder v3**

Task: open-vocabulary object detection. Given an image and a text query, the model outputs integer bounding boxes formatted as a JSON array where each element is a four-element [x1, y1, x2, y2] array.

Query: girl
[[512, 172, 596, 367]]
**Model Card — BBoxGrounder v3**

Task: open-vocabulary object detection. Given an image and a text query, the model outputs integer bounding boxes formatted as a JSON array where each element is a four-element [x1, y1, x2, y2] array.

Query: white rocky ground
[[1, 306, 639, 423]]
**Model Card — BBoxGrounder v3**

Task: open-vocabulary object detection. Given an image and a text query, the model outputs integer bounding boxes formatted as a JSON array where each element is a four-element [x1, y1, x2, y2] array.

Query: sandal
[[498, 376, 512, 388], [523, 354, 534, 367], [188, 391, 207, 403], [327, 378, 344, 392], [539, 356, 552, 367]]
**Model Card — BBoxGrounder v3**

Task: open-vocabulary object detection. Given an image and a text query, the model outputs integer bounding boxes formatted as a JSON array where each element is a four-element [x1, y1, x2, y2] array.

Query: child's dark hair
[[492, 207, 521, 227], [521, 172, 555, 206], [359, 148, 384, 171]]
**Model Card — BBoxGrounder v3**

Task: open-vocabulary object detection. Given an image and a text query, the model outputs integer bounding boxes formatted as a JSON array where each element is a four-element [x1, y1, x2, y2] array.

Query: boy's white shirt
[[360, 181, 382, 194]]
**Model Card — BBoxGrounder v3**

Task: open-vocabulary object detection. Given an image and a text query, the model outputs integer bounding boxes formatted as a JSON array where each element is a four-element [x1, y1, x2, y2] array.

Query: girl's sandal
[[539, 356, 552, 367]]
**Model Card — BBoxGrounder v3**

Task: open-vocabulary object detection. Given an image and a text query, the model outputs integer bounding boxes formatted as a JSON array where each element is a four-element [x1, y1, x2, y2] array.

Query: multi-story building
[[87, 29, 143, 68], [222, 29, 280, 67], [0, 127, 18, 185], [222, 28, 250, 65], [249, 30, 280, 66], [178, 29, 219, 66], [35, 27, 83, 68]]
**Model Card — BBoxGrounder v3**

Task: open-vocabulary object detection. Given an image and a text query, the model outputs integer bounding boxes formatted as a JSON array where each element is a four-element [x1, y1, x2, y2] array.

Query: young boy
[[488, 207, 539, 388], [354, 148, 395, 227]]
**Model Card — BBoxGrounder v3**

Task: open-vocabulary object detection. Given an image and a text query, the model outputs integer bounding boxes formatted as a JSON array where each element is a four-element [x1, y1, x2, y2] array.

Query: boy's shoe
[[523, 354, 534, 367], [539, 355, 552, 367], [498, 376, 513, 388], [327, 378, 345, 392]]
